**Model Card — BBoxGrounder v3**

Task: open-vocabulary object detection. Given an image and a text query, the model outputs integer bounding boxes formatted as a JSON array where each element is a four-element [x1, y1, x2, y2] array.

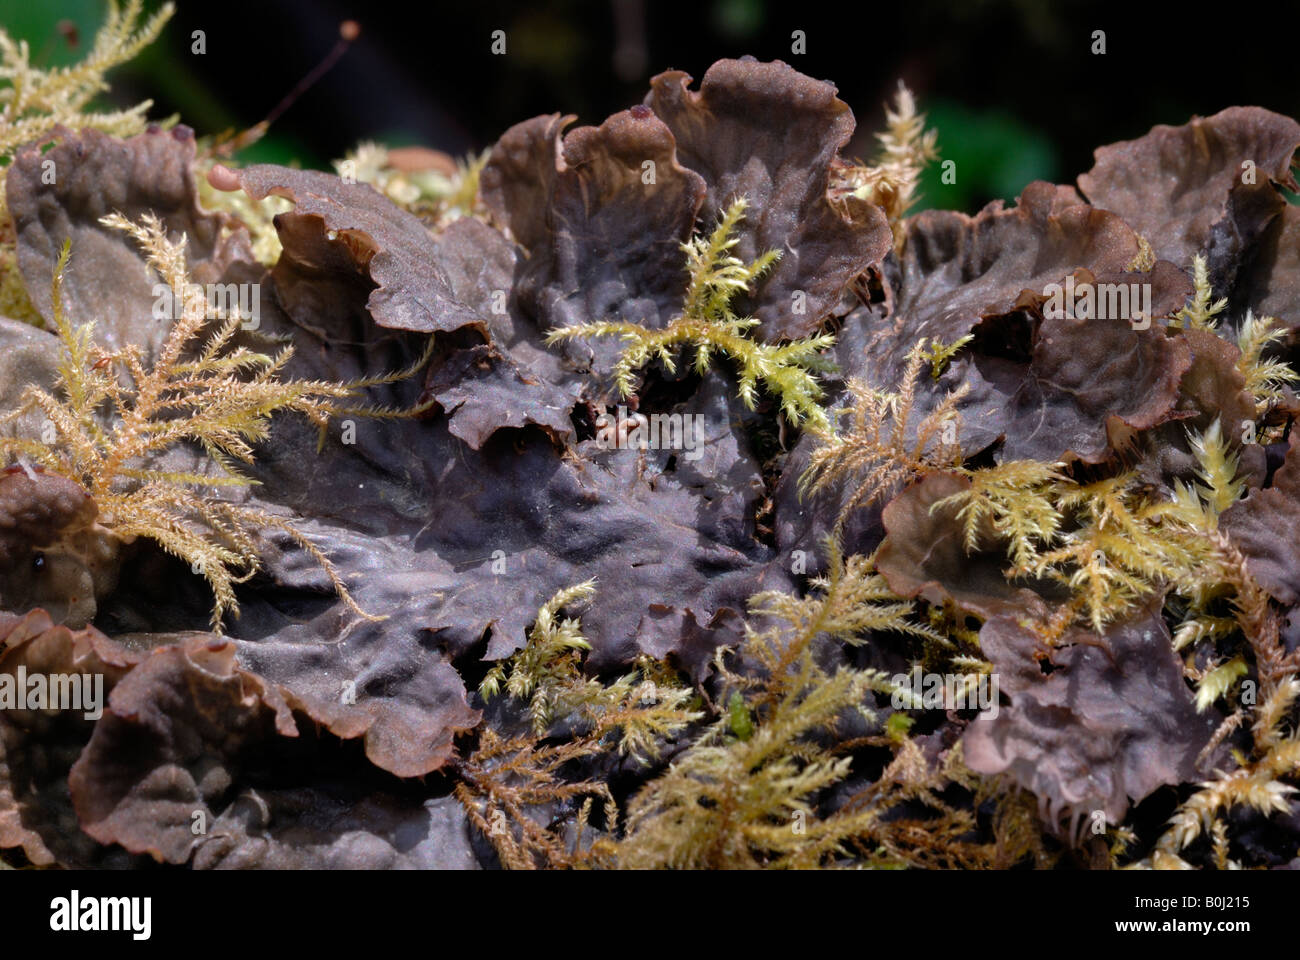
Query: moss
[[0, 218, 433, 628], [0, 0, 174, 326], [547, 197, 836, 431]]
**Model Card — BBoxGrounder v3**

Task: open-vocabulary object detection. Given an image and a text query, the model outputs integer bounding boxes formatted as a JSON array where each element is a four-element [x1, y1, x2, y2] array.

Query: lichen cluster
[[1, 2, 1299, 871]]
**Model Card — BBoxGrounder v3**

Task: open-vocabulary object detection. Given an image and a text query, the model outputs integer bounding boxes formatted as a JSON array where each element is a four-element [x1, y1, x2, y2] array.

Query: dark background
[[3, 0, 1296, 212]]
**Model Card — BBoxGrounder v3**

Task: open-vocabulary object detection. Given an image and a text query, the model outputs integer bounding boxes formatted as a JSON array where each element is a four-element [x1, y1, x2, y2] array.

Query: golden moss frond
[[1171, 612, 1238, 652], [618, 674, 879, 869], [933, 460, 1066, 571], [679, 197, 779, 322], [924, 333, 972, 379], [615, 538, 988, 869], [1158, 422, 1246, 650], [988, 786, 1059, 868], [0, 0, 173, 172], [747, 536, 943, 673], [0, 0, 175, 325], [480, 582, 701, 762], [1235, 310, 1299, 411], [454, 729, 616, 870], [546, 197, 834, 430], [462, 546, 985, 869], [800, 340, 968, 526], [1177, 418, 1245, 522], [1214, 533, 1299, 713], [1143, 716, 1300, 868], [332, 141, 488, 228], [459, 585, 722, 868], [584, 660, 704, 765], [1194, 657, 1248, 714], [1031, 473, 1207, 632], [1131, 534, 1300, 868], [943, 459, 1225, 634], [1144, 762, 1297, 869], [434, 151, 490, 223], [0, 213, 435, 629], [480, 580, 597, 726], [1171, 255, 1227, 330], [740, 537, 940, 719], [834, 81, 939, 245], [1127, 235, 1156, 273]]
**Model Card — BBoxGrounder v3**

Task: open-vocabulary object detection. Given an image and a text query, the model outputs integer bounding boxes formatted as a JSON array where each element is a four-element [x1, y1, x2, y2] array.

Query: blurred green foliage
[[0, 0, 319, 167], [914, 102, 1060, 213]]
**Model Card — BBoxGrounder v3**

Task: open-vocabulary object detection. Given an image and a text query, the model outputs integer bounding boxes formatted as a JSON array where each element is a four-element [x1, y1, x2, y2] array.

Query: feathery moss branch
[[0, 214, 434, 629], [546, 197, 834, 430], [480, 580, 702, 762], [619, 538, 981, 869], [931, 460, 1067, 571], [800, 339, 968, 527], [1171, 255, 1227, 331], [0, 0, 175, 325], [941, 428, 1238, 634], [833, 81, 939, 246], [1235, 310, 1299, 412], [454, 730, 616, 870], [333, 141, 489, 228]]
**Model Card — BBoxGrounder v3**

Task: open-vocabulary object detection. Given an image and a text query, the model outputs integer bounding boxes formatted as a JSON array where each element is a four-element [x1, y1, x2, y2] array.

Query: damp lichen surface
[[2, 2, 1300, 870]]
